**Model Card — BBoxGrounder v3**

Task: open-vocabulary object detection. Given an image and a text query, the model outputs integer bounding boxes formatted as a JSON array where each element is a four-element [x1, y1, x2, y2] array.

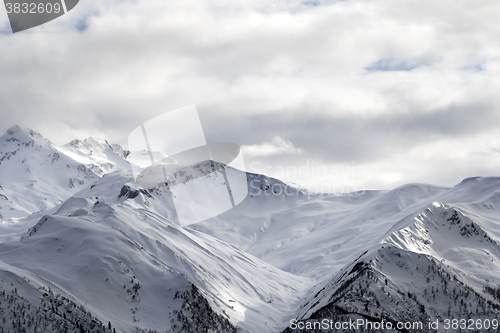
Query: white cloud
[[242, 136, 304, 157]]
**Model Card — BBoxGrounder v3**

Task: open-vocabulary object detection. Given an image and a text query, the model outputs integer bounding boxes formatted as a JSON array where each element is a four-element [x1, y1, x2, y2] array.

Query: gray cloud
[[1, 0, 500, 190]]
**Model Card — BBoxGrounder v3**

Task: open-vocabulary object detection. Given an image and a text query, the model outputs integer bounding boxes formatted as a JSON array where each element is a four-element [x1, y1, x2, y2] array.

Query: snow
[[1, 170, 312, 333], [2, 126, 500, 333], [0, 126, 130, 220]]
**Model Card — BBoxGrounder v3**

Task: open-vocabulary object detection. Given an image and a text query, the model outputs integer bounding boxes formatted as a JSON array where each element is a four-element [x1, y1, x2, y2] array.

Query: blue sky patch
[[365, 58, 419, 72]]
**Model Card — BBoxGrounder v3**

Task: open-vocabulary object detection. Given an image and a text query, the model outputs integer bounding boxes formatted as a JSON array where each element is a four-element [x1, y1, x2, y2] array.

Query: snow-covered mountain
[[2, 127, 500, 333], [0, 126, 130, 220]]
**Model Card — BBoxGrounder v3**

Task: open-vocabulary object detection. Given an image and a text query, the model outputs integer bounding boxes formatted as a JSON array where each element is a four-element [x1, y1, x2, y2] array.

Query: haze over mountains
[[1, 126, 500, 333]]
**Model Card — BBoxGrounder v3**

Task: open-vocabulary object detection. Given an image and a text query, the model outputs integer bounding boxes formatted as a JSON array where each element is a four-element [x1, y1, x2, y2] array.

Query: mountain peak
[[4, 125, 44, 139], [1, 125, 55, 155], [82, 137, 110, 147], [6, 125, 21, 135], [67, 139, 82, 147]]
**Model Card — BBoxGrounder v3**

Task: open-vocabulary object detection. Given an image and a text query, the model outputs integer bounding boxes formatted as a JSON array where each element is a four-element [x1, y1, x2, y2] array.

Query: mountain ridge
[[0, 126, 130, 220], [2, 126, 500, 332]]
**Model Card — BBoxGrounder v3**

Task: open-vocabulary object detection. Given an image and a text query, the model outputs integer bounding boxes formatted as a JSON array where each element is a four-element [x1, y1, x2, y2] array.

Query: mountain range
[[1, 126, 500, 333]]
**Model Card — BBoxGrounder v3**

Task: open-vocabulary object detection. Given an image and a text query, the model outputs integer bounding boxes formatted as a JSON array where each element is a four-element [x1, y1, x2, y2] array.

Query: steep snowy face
[[59, 137, 130, 176], [288, 189, 500, 333], [0, 126, 130, 220], [382, 202, 500, 297]]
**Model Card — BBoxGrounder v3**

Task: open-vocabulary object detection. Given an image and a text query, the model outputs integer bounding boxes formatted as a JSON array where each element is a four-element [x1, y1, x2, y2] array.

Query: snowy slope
[[288, 180, 500, 332], [0, 262, 115, 333], [2, 126, 500, 333], [0, 170, 312, 333], [191, 176, 450, 279], [58, 137, 130, 176], [0, 126, 129, 220]]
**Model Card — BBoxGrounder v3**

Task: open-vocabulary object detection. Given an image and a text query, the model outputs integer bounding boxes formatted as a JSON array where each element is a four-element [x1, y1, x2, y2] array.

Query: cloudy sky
[[1, 0, 500, 192]]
